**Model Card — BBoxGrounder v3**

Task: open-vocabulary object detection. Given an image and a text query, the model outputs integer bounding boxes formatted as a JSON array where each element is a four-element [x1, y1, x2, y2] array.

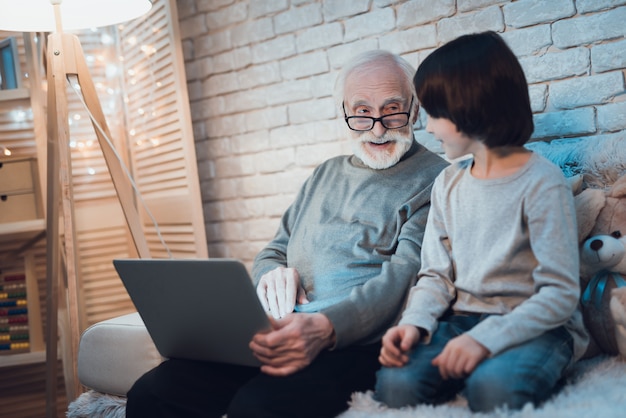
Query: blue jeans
[[374, 314, 573, 413]]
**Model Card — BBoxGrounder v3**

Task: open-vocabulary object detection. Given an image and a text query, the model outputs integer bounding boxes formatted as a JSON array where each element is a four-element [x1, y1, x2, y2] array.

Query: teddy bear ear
[[609, 174, 626, 198], [568, 174, 583, 195], [574, 188, 606, 242]]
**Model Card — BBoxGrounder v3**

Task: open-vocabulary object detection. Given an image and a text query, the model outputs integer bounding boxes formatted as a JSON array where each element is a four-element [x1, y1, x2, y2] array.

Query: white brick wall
[[178, 0, 626, 265]]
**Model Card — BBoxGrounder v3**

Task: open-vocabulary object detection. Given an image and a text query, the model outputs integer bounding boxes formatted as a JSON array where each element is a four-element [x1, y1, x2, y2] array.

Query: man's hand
[[250, 313, 335, 376], [379, 324, 421, 367], [431, 334, 489, 379], [256, 267, 309, 319]]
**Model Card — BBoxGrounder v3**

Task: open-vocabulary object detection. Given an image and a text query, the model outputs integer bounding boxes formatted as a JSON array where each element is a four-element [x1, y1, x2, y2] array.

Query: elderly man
[[126, 50, 447, 418]]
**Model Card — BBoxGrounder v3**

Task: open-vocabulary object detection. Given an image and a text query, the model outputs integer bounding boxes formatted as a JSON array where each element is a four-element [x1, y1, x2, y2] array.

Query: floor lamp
[[0, 1, 152, 416]]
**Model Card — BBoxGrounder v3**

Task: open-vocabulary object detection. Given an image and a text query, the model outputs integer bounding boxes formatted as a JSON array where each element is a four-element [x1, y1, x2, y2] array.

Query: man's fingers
[[256, 283, 270, 312], [265, 279, 281, 319]]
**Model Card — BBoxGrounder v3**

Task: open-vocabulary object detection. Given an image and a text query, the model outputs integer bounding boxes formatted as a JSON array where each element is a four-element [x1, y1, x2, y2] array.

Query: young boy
[[374, 31, 588, 413]]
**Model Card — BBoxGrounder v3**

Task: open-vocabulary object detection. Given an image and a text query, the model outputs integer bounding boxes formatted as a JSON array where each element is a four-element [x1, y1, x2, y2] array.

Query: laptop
[[114, 258, 271, 367]]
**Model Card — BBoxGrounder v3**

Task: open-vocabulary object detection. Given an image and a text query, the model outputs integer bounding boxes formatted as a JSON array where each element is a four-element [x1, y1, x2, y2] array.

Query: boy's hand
[[432, 334, 489, 379], [379, 324, 421, 367]]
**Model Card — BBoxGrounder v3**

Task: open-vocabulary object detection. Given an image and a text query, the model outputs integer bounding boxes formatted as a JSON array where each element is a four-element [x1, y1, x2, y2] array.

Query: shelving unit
[[0, 157, 45, 368]]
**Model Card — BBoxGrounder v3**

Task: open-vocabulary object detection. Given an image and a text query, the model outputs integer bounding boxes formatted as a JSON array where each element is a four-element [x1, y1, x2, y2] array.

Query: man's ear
[[411, 102, 420, 124]]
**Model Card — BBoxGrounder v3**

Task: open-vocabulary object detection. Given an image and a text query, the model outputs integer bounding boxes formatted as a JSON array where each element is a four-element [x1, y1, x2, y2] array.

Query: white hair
[[333, 50, 417, 111]]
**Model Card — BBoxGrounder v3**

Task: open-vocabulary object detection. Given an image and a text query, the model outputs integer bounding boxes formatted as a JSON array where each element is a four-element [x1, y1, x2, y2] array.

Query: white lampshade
[[0, 0, 152, 32]]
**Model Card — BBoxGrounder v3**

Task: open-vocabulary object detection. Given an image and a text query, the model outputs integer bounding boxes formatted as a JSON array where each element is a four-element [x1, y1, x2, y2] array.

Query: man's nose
[[371, 119, 387, 137]]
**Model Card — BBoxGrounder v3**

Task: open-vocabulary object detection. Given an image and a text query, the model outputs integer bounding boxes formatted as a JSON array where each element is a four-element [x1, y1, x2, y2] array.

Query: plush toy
[[575, 173, 626, 357]]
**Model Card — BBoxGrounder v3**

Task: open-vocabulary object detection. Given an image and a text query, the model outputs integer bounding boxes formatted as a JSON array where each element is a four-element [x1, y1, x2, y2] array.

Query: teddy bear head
[[574, 173, 626, 356], [576, 174, 626, 279]]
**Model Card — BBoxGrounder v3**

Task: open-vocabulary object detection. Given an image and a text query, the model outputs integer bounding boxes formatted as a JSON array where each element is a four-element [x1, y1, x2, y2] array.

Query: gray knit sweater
[[252, 141, 448, 349], [399, 153, 589, 361]]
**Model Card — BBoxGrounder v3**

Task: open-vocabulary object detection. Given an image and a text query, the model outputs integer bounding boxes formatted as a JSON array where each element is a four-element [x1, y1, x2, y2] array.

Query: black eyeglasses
[[343, 98, 413, 131]]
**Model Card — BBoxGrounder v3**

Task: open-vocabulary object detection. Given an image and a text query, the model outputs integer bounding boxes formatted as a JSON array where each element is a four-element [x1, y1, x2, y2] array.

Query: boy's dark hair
[[414, 31, 533, 147]]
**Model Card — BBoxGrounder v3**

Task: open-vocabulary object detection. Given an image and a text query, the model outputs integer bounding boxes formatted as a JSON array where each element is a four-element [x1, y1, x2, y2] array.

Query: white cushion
[[77, 312, 164, 396]]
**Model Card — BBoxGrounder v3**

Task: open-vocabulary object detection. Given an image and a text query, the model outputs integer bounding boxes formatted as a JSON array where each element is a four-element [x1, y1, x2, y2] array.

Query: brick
[[239, 173, 279, 197], [202, 72, 239, 97], [222, 89, 268, 114], [208, 51, 235, 74], [379, 25, 438, 55], [280, 51, 329, 80], [245, 107, 289, 132], [598, 101, 626, 131], [204, 201, 224, 222], [178, 14, 208, 40], [437, 6, 504, 44], [458, 0, 509, 12], [256, 148, 296, 174], [231, 18, 274, 48], [264, 79, 313, 106], [344, 8, 395, 42], [241, 196, 266, 218], [231, 130, 272, 155], [207, 113, 247, 137], [577, 0, 626, 14], [219, 220, 247, 241], [232, 47, 253, 70], [195, 30, 231, 58], [274, 3, 323, 35], [215, 154, 257, 178], [186, 80, 203, 101], [273, 168, 315, 194], [246, 217, 283, 240], [238, 62, 281, 89], [202, 137, 232, 158], [374, 0, 402, 6], [196, 0, 234, 13], [269, 119, 342, 149], [206, 2, 247, 30], [323, 0, 370, 22], [295, 142, 344, 167], [397, 0, 455, 28], [251, 35, 297, 63], [327, 39, 380, 70], [532, 108, 596, 139], [249, 0, 289, 19], [176, 0, 196, 20], [519, 47, 589, 84], [296, 23, 343, 53], [195, 158, 215, 181], [503, 0, 575, 28], [592, 38, 626, 73], [553, 7, 626, 49], [263, 193, 298, 218], [310, 73, 336, 99], [528, 84, 548, 113], [288, 97, 336, 124], [550, 72, 624, 109], [181, 39, 194, 61], [500, 25, 552, 57]]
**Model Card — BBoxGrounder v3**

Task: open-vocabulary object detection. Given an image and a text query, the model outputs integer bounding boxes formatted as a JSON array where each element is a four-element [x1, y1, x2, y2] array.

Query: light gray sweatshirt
[[399, 153, 589, 361], [252, 141, 448, 349]]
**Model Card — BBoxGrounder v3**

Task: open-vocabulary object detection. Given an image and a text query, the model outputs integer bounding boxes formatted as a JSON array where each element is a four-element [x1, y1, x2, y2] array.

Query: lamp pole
[[43, 1, 152, 415]]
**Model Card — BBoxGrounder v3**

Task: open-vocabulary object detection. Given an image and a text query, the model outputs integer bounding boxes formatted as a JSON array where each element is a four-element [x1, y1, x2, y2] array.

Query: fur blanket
[[67, 355, 626, 418]]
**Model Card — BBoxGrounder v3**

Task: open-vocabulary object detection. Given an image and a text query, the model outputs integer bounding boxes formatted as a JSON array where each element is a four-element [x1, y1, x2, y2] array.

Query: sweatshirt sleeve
[[398, 173, 457, 340]]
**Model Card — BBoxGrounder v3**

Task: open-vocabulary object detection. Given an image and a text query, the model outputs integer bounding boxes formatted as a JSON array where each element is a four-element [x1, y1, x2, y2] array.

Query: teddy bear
[[574, 172, 626, 358]]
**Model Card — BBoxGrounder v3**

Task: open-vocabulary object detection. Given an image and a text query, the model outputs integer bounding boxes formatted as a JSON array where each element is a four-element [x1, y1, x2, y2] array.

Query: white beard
[[351, 129, 413, 170]]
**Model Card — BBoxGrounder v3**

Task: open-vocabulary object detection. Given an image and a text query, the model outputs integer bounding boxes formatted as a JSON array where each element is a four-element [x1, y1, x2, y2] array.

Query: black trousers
[[126, 343, 381, 418]]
